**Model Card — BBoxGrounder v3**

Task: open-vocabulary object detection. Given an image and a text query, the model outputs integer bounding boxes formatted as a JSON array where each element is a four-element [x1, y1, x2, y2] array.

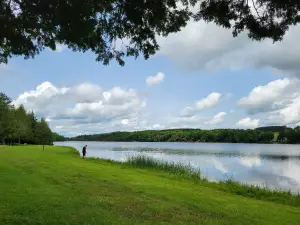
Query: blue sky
[[1, 20, 300, 137]]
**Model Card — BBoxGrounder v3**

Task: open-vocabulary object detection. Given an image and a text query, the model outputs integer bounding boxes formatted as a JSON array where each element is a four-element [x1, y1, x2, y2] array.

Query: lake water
[[54, 141, 300, 193]]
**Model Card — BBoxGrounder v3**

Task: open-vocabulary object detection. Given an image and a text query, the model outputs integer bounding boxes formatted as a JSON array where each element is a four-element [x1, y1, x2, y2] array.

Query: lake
[[54, 141, 300, 193]]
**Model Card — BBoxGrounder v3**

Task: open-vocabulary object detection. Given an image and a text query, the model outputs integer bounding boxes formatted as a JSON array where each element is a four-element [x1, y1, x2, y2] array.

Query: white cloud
[[158, 19, 249, 71], [12, 81, 146, 135], [237, 78, 300, 126], [277, 96, 300, 125], [146, 72, 165, 86], [180, 107, 196, 117], [121, 119, 129, 125], [196, 92, 221, 110], [70, 83, 103, 103], [12, 81, 69, 116], [238, 78, 293, 114], [157, 16, 300, 78], [205, 112, 226, 125], [152, 124, 164, 130], [237, 117, 260, 129]]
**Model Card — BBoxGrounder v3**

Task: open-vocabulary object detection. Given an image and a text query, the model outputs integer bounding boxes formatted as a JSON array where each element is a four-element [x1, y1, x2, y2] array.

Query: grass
[[124, 155, 300, 207], [0, 145, 299, 225], [82, 154, 300, 208], [126, 155, 203, 180]]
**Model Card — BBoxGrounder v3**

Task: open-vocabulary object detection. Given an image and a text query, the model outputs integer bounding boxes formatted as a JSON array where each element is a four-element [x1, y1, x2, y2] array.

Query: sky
[[1, 19, 300, 137]]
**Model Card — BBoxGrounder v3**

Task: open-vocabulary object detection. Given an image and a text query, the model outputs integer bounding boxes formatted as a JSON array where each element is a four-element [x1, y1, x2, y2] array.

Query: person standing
[[82, 145, 87, 158]]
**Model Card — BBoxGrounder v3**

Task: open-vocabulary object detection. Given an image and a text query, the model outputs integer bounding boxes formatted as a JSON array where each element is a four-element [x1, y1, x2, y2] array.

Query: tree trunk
[[18, 135, 20, 145]]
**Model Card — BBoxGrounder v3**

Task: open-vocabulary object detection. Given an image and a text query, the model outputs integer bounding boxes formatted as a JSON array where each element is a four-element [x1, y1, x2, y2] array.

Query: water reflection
[[112, 147, 300, 161], [55, 141, 300, 193]]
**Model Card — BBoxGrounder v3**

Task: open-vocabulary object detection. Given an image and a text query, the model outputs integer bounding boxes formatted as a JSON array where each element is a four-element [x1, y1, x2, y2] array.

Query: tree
[[0, 93, 11, 144], [53, 132, 66, 142], [194, 0, 300, 42], [1, 92, 56, 146], [1, 0, 299, 65], [35, 118, 53, 150], [15, 105, 31, 144]]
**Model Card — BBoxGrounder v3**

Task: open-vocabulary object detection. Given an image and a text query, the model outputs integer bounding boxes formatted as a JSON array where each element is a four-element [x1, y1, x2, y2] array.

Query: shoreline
[[64, 147, 300, 204], [55, 140, 300, 145]]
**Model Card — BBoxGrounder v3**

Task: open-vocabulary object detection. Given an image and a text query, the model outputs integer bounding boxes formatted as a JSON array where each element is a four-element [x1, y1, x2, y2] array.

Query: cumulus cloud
[[178, 92, 222, 119], [158, 20, 248, 71], [205, 112, 226, 125], [121, 119, 130, 125], [146, 72, 165, 86], [237, 117, 260, 129], [238, 78, 293, 114], [196, 92, 221, 110], [157, 16, 300, 78], [152, 124, 164, 130], [180, 107, 196, 117], [12, 81, 146, 135], [274, 96, 300, 126], [12, 81, 69, 116], [237, 78, 300, 126]]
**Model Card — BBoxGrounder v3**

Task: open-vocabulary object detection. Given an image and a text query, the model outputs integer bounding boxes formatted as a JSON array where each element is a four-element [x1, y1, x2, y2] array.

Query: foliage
[[194, 0, 300, 42], [255, 126, 289, 133], [70, 128, 277, 143], [1, 1, 300, 65], [277, 126, 300, 144], [52, 132, 67, 142], [35, 118, 53, 149], [70, 127, 300, 144], [0, 145, 299, 225], [0, 92, 54, 145]]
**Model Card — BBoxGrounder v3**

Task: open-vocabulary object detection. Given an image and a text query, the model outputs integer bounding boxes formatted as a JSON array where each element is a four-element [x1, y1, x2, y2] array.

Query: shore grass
[[0, 145, 300, 225], [123, 155, 300, 207], [126, 155, 203, 180]]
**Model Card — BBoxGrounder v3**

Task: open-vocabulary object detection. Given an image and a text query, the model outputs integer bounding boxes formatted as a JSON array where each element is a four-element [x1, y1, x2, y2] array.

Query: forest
[[0, 92, 55, 146], [68, 126, 300, 144]]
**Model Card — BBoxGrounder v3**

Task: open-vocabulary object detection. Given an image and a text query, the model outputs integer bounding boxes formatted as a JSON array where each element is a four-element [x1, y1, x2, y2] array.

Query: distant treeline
[[67, 126, 300, 144], [0, 92, 56, 145]]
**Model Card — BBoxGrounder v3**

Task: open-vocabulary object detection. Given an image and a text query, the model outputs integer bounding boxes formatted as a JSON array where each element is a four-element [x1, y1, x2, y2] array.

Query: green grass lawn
[[0, 145, 299, 225]]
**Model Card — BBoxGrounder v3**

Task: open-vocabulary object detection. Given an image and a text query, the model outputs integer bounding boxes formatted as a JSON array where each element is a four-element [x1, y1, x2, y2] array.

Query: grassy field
[[0, 146, 300, 225]]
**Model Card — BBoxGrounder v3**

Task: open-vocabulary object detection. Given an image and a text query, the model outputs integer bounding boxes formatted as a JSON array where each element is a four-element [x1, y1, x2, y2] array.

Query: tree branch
[[252, 0, 261, 19]]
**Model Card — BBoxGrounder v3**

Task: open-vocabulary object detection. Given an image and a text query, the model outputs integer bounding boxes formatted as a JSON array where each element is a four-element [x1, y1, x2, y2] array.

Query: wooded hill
[[67, 126, 300, 144]]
